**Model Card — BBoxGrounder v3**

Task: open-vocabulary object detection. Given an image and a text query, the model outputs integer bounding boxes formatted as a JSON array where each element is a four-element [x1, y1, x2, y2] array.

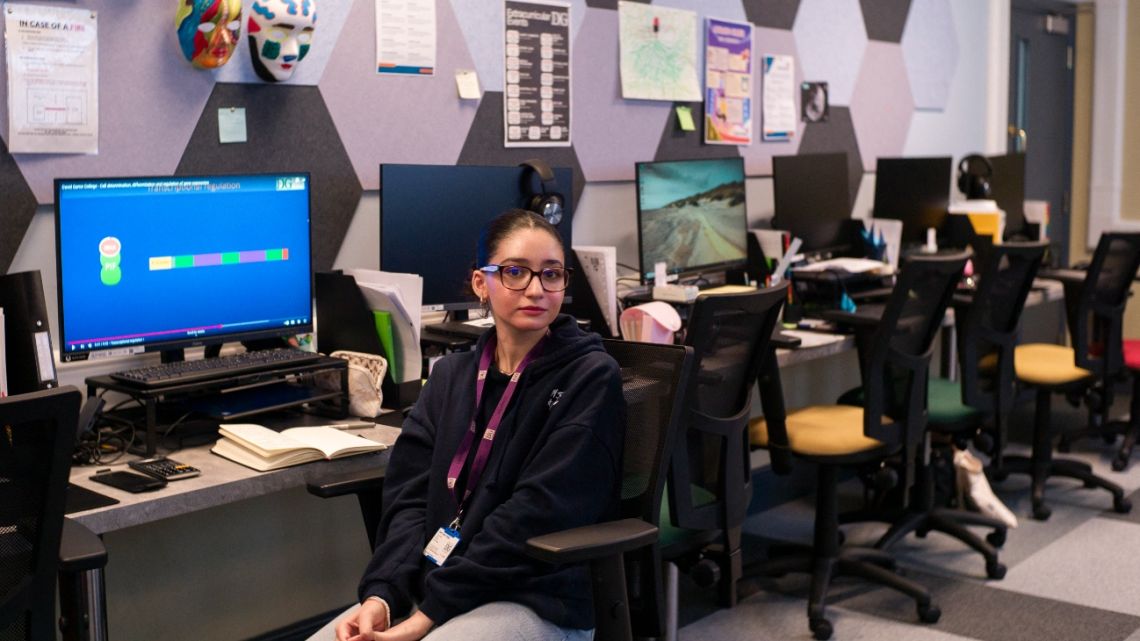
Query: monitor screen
[[873, 156, 952, 244], [54, 174, 313, 362], [635, 157, 748, 283], [988, 152, 1026, 238], [379, 164, 573, 312], [772, 152, 852, 254]]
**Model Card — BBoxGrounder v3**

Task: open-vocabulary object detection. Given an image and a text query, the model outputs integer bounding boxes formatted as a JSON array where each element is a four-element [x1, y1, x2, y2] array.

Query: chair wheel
[[810, 617, 833, 640], [986, 529, 1007, 548], [990, 468, 1009, 483], [1112, 456, 1128, 472], [917, 603, 941, 624], [1114, 496, 1132, 514], [1103, 433, 1117, 445], [916, 527, 929, 538], [986, 560, 1007, 580], [1032, 502, 1052, 521]]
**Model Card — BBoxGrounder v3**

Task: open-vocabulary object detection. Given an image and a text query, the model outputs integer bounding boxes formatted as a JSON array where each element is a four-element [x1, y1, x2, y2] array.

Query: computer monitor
[[873, 156, 952, 245], [772, 152, 852, 255], [635, 157, 748, 284], [54, 173, 313, 362], [379, 164, 573, 312], [987, 152, 1027, 238]]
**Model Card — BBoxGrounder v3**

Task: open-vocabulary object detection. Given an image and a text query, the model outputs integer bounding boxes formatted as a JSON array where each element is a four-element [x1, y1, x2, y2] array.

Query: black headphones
[[520, 159, 564, 225], [957, 154, 993, 199]]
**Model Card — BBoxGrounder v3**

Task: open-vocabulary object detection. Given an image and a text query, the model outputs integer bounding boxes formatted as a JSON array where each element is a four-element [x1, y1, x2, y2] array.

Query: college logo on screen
[[276, 176, 306, 191]]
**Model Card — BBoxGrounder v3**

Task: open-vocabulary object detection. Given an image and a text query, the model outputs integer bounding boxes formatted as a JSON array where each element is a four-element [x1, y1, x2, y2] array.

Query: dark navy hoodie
[[357, 314, 626, 629]]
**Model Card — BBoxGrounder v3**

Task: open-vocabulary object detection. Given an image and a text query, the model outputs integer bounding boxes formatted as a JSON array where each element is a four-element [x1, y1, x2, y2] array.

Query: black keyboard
[[110, 349, 323, 388]]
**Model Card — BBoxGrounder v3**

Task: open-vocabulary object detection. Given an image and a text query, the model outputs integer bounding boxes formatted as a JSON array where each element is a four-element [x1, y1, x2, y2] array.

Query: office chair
[[848, 241, 1047, 579], [1107, 340, 1140, 470], [750, 251, 968, 640], [309, 340, 695, 641], [0, 386, 82, 641], [660, 285, 787, 625], [995, 232, 1140, 519]]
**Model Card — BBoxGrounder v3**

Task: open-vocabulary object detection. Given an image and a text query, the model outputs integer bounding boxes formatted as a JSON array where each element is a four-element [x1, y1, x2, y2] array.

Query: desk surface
[[68, 423, 401, 535]]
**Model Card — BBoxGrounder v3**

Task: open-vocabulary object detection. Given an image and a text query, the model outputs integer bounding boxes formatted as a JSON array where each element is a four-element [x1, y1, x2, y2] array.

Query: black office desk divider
[[315, 271, 422, 410]]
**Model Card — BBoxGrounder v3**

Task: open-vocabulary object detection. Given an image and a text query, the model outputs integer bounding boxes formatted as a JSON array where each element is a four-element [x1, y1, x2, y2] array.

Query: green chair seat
[[927, 377, 982, 428]]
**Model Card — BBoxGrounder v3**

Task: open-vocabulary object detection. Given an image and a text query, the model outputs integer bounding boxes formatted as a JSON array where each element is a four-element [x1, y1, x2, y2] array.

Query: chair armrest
[[820, 306, 884, 328], [59, 517, 106, 573], [1038, 268, 1086, 286], [306, 467, 386, 499], [525, 518, 658, 565]]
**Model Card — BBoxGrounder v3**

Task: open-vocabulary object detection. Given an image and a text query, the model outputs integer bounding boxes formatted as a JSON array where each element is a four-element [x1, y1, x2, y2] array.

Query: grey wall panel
[[0, 139, 38, 274], [653, 102, 742, 163], [743, 0, 801, 30], [744, 27, 804, 175], [321, 0, 479, 189], [849, 42, 913, 170], [176, 84, 362, 273], [457, 92, 586, 207], [573, 8, 671, 181], [797, 106, 863, 206], [0, 0, 216, 203], [792, 0, 868, 105], [901, 0, 958, 111], [860, 0, 912, 43]]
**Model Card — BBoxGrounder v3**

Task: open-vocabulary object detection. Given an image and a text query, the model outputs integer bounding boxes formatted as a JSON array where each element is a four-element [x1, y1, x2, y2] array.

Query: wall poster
[[503, 0, 571, 147], [703, 17, 752, 145]]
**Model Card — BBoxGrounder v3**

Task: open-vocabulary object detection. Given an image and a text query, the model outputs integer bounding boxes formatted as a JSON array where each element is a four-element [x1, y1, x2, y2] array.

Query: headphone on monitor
[[520, 159, 565, 225], [957, 154, 993, 200]]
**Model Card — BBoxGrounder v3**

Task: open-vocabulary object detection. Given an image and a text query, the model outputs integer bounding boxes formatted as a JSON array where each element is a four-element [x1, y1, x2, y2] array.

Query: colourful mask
[[175, 0, 242, 69], [248, 0, 317, 82]]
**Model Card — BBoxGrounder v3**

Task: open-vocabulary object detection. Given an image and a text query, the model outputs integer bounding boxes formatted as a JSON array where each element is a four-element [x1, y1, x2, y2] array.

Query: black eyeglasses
[[480, 264, 573, 292]]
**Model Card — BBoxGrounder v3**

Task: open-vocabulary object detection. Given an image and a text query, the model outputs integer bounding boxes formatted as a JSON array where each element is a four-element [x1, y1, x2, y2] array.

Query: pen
[[652, 17, 659, 33], [326, 421, 373, 430]]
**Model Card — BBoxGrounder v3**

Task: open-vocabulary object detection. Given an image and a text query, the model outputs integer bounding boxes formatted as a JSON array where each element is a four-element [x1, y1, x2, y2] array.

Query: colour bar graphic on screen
[[149, 248, 289, 271]]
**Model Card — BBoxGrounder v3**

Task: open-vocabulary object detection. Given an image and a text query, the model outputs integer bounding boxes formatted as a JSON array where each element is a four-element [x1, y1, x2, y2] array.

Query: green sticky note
[[372, 311, 398, 383], [675, 105, 696, 131]]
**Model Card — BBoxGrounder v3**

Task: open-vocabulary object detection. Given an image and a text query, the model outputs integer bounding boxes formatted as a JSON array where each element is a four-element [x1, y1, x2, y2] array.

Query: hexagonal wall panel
[[652, 0, 746, 23], [212, 0, 352, 85], [458, 92, 586, 208], [573, 8, 671, 181], [860, 0, 912, 43], [585, 0, 648, 7], [901, 0, 958, 110], [850, 42, 913, 171], [176, 84, 361, 273], [0, 0, 215, 203], [653, 102, 742, 164], [450, 0, 589, 93], [792, 0, 867, 106], [743, 0, 801, 30], [0, 140, 38, 273], [742, 27, 804, 176], [321, 0, 478, 189], [798, 106, 863, 206]]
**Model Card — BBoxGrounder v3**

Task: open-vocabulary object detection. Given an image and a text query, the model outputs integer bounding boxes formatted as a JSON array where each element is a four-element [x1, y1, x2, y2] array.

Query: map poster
[[618, 1, 700, 102], [5, 4, 99, 154], [503, 0, 571, 147], [703, 17, 752, 145]]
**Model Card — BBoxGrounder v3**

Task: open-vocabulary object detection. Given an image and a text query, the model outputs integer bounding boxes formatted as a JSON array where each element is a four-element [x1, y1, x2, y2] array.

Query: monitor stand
[[159, 344, 224, 364]]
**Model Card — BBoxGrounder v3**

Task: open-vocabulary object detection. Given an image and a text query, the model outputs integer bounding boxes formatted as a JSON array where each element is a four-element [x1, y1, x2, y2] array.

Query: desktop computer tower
[[0, 270, 58, 394]]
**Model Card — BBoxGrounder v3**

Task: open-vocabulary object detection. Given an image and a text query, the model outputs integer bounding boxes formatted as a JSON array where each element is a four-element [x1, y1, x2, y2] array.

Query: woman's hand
[[338, 606, 433, 641], [336, 599, 389, 641]]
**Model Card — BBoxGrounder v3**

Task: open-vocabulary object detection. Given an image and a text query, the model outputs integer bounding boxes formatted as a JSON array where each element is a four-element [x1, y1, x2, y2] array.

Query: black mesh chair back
[[862, 252, 968, 458], [1068, 233, 1140, 377], [0, 387, 82, 641], [669, 285, 786, 534], [601, 339, 693, 640], [958, 241, 1048, 413]]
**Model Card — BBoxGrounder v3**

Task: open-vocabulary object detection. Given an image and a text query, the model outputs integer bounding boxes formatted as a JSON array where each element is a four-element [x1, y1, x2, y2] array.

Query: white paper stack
[[344, 269, 424, 384], [573, 246, 619, 337]]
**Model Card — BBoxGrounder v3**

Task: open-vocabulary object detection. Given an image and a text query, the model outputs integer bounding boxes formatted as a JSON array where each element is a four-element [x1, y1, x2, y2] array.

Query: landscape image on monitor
[[638, 158, 747, 279]]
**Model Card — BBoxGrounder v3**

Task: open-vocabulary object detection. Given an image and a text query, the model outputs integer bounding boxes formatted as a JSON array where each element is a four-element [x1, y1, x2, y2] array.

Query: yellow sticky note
[[675, 105, 696, 131]]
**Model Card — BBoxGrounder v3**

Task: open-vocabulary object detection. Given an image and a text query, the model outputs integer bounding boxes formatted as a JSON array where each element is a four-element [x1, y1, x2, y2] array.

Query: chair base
[[993, 455, 1132, 520], [877, 508, 1007, 579], [748, 548, 940, 640]]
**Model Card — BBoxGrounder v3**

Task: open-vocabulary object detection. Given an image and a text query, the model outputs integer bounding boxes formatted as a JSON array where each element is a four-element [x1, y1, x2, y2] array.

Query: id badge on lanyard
[[423, 334, 544, 566]]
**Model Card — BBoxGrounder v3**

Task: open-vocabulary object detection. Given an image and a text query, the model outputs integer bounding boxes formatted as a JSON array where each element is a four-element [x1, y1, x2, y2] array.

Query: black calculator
[[128, 456, 201, 481]]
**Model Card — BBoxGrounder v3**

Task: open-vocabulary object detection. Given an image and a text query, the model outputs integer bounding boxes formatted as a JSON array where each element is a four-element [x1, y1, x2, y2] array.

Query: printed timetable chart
[[503, 0, 571, 148]]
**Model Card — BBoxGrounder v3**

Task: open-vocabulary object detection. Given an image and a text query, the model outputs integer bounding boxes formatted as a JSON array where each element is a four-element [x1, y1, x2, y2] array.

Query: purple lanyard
[[446, 334, 544, 520]]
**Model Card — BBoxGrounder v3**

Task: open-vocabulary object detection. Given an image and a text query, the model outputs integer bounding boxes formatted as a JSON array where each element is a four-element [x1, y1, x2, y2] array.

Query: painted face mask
[[176, 0, 242, 69], [248, 0, 317, 82]]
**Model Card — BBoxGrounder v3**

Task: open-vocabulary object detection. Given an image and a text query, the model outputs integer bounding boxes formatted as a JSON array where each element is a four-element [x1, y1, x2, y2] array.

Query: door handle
[[1007, 125, 1027, 152]]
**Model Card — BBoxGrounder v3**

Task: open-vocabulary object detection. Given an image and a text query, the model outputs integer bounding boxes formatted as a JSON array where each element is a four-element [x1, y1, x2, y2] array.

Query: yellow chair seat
[[749, 405, 888, 457], [1015, 343, 1092, 386]]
